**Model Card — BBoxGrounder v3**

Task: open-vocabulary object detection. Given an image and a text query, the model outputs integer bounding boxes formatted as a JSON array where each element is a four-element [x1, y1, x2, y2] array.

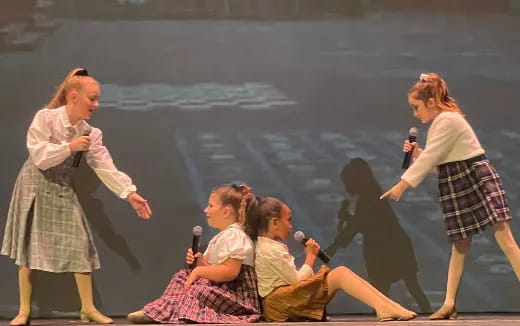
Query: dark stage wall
[[0, 0, 519, 318]]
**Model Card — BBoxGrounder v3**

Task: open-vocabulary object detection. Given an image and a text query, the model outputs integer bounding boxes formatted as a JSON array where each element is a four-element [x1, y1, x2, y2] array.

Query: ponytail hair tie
[[74, 69, 89, 77]]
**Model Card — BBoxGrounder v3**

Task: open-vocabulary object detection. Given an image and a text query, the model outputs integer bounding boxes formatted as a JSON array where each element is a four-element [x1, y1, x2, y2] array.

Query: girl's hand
[[127, 192, 152, 219], [69, 136, 90, 152], [380, 180, 410, 201], [403, 140, 421, 160], [184, 268, 200, 288], [186, 248, 202, 265], [304, 238, 320, 256]]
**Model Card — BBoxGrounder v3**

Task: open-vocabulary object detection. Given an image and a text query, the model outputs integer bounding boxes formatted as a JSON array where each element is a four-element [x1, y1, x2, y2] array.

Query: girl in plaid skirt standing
[[247, 196, 417, 322], [1, 68, 152, 325], [381, 73, 520, 319], [127, 184, 261, 324]]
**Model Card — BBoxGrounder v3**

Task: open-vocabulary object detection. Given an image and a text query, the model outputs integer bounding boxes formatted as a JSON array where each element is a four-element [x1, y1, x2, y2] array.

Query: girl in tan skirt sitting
[[246, 196, 417, 322]]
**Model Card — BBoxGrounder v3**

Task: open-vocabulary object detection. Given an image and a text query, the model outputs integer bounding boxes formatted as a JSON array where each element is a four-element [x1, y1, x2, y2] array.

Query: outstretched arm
[[380, 180, 410, 202], [127, 192, 152, 219], [85, 128, 152, 219]]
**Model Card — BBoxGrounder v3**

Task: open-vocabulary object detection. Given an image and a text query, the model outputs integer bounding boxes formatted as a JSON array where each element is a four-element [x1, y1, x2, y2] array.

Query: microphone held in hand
[[73, 130, 91, 168], [294, 231, 330, 264], [402, 127, 418, 170], [190, 225, 203, 270]]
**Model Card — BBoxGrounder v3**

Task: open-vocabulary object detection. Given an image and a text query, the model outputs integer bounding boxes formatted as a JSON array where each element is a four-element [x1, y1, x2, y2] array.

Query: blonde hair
[[409, 73, 463, 114], [46, 68, 97, 109], [212, 184, 257, 227]]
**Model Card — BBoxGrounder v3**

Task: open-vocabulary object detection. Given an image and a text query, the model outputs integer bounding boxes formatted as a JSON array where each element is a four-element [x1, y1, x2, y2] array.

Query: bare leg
[[74, 272, 113, 324], [444, 237, 471, 307], [430, 237, 472, 319], [326, 266, 416, 320], [10, 267, 32, 326], [341, 270, 409, 313], [493, 221, 520, 280]]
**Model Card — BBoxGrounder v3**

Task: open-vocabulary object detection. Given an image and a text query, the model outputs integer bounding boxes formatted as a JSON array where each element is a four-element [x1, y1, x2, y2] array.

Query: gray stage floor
[[2, 315, 520, 326]]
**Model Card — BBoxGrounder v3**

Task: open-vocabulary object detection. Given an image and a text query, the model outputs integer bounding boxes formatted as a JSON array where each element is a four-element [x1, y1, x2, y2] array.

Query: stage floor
[[1, 314, 520, 326]]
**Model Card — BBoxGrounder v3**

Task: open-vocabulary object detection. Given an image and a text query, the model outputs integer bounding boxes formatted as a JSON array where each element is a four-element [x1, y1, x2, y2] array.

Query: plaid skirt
[[262, 265, 330, 322], [438, 155, 511, 242], [142, 265, 261, 324], [1, 158, 100, 272]]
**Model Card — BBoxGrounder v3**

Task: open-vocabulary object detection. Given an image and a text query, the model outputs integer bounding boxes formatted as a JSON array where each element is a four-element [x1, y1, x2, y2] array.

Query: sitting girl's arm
[[186, 249, 210, 267], [259, 247, 315, 285], [184, 258, 242, 288], [197, 254, 210, 267]]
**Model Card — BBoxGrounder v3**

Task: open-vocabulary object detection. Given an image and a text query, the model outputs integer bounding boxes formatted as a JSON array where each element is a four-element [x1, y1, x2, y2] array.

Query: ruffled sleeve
[[204, 226, 254, 265], [214, 227, 253, 264]]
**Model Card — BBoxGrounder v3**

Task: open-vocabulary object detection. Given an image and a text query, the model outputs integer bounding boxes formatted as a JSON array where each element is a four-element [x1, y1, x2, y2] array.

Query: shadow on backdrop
[[31, 271, 99, 317], [325, 158, 431, 313], [30, 162, 141, 317], [73, 162, 141, 272]]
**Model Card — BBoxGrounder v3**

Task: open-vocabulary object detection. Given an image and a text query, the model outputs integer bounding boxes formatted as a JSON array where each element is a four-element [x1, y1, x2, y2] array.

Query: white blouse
[[26, 106, 137, 199], [255, 236, 314, 297], [401, 111, 485, 188], [204, 223, 254, 266]]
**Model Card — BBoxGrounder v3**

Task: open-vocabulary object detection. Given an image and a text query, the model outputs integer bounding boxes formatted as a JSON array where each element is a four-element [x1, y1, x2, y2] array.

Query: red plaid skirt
[[438, 155, 511, 241], [142, 265, 261, 323]]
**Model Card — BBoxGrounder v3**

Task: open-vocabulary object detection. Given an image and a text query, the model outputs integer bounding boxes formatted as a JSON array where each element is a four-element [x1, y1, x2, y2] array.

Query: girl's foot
[[10, 312, 30, 326], [127, 310, 155, 324], [80, 309, 113, 324], [376, 306, 417, 322], [429, 304, 457, 320]]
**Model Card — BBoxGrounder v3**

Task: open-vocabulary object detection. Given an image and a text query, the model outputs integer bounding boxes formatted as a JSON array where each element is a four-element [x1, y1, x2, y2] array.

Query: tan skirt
[[262, 265, 330, 322]]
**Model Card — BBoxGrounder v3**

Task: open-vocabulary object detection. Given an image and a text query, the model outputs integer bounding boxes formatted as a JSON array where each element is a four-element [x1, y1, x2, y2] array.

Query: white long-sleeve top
[[255, 236, 314, 297], [27, 106, 137, 199], [401, 111, 485, 188]]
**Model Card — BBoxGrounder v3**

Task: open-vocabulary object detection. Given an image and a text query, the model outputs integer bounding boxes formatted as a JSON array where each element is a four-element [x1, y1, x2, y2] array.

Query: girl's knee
[[333, 266, 351, 274], [328, 266, 350, 284], [495, 233, 519, 254], [453, 237, 472, 253], [493, 222, 518, 246]]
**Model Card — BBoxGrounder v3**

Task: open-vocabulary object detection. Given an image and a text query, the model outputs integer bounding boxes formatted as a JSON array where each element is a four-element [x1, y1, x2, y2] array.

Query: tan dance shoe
[[9, 313, 30, 326], [80, 310, 114, 324], [127, 310, 155, 324], [376, 309, 417, 322], [429, 304, 457, 320]]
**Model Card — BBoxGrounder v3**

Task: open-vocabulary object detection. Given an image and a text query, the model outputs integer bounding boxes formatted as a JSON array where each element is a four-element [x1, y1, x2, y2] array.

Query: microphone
[[73, 130, 91, 168], [401, 127, 418, 170], [294, 231, 330, 264], [190, 225, 203, 270]]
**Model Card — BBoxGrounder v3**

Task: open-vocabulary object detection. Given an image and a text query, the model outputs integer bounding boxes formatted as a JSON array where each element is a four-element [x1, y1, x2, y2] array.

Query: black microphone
[[190, 225, 203, 270], [402, 127, 418, 170], [294, 231, 330, 264], [73, 130, 91, 168]]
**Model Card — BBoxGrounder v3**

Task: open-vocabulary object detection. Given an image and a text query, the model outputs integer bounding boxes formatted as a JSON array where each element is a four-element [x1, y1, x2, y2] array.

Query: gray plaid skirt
[[438, 155, 512, 242], [1, 157, 100, 272]]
